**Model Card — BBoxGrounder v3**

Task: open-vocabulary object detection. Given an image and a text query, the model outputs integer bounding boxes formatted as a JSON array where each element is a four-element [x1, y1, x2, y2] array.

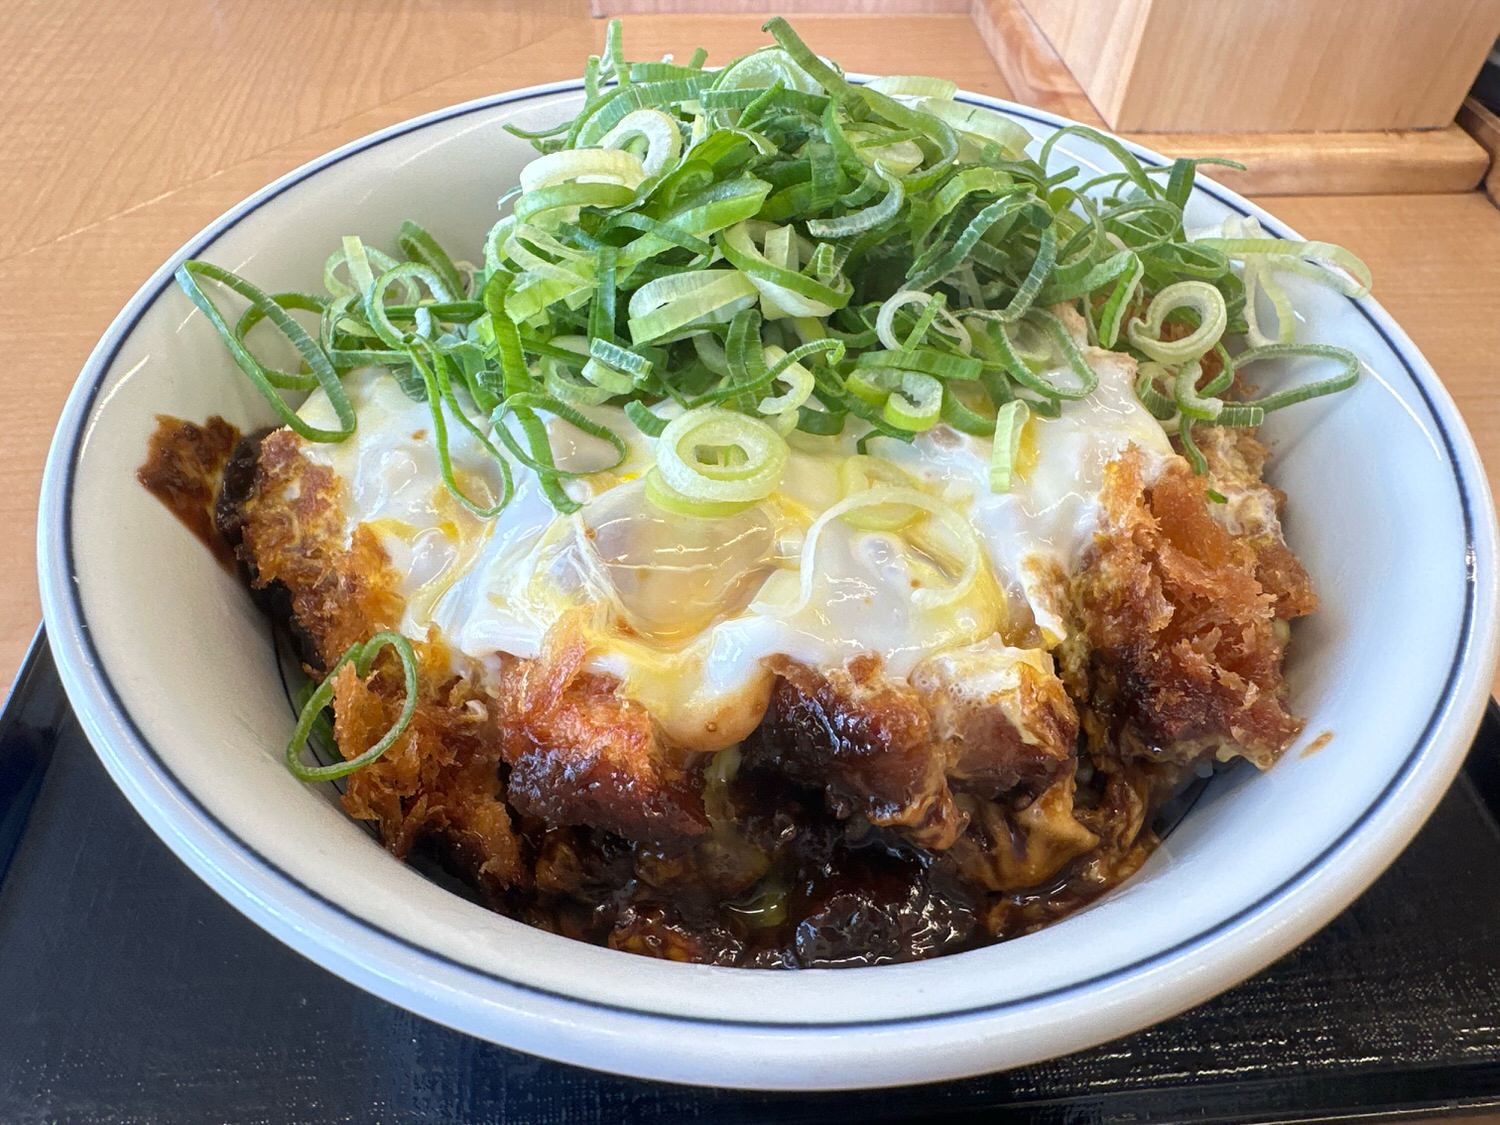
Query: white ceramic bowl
[[36, 80, 1500, 1090]]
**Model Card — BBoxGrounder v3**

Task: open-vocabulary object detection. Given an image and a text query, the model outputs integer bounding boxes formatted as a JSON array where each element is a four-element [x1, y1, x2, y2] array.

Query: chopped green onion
[[628, 269, 759, 343], [918, 98, 1030, 154], [806, 161, 904, 239], [1028, 309, 1099, 399], [643, 467, 758, 518], [940, 384, 999, 435], [846, 367, 944, 431], [598, 109, 684, 177], [719, 221, 852, 316], [1134, 363, 1179, 421], [492, 392, 628, 481], [397, 221, 465, 298], [366, 262, 455, 349], [409, 343, 515, 518], [181, 16, 1372, 505], [233, 290, 326, 392], [1233, 343, 1361, 411], [175, 261, 355, 443], [625, 399, 672, 437], [990, 400, 1030, 491], [1127, 280, 1227, 364], [653, 406, 789, 506], [837, 455, 924, 529], [1178, 414, 1207, 474], [1192, 236, 1372, 299], [865, 74, 957, 99], [287, 631, 419, 783], [1173, 360, 1223, 421], [756, 344, 818, 427], [786, 486, 982, 615]]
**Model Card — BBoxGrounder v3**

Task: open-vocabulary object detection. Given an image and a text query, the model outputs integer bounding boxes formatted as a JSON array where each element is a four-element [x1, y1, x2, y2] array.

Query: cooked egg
[[294, 344, 1170, 750]]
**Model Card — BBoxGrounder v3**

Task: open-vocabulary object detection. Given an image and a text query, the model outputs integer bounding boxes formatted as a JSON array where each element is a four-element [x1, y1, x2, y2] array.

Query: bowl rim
[[36, 77, 1500, 1086]]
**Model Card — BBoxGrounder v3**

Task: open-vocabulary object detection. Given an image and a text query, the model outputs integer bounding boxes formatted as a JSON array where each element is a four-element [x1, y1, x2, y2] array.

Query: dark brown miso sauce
[[205, 424, 1154, 969], [471, 766, 1127, 969], [136, 414, 241, 569]]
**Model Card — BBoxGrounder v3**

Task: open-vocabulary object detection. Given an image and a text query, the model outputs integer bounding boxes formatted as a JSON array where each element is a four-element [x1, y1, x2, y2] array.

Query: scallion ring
[[232, 290, 327, 392], [174, 261, 355, 443], [990, 399, 1031, 492], [1126, 280, 1228, 364], [784, 485, 983, 615], [287, 631, 419, 783], [1193, 236, 1372, 299], [654, 406, 789, 506], [836, 455, 923, 529], [846, 368, 944, 431]]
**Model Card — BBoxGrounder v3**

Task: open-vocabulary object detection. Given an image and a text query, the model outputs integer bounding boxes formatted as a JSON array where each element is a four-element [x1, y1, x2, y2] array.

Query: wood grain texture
[[969, 0, 1489, 195], [0, 0, 584, 264], [1019, 0, 1500, 133], [1147, 125, 1488, 197], [968, 0, 1104, 126], [595, 0, 967, 11], [1, 8, 1499, 699], [1459, 97, 1500, 208], [1006, 0, 1149, 124]]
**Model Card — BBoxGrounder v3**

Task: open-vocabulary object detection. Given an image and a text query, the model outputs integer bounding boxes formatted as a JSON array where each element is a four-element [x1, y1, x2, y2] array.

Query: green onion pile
[[179, 18, 1373, 519], [180, 19, 1373, 779]]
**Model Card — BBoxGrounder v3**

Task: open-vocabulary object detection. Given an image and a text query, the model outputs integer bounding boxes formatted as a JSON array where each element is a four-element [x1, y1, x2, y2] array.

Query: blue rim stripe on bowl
[[53, 82, 1479, 1031]]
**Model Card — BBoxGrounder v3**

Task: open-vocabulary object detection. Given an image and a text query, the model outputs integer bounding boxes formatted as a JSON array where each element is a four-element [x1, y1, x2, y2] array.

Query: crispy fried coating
[[237, 429, 405, 665], [750, 654, 966, 848], [335, 645, 522, 892], [236, 430, 523, 886], [493, 619, 709, 845], [1070, 447, 1309, 769], [216, 413, 1317, 963], [1197, 427, 1318, 619], [238, 435, 704, 856], [749, 646, 1080, 853]]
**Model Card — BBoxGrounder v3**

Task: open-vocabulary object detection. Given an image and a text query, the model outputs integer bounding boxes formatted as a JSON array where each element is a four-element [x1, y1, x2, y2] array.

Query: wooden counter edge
[[972, 0, 1488, 196], [1458, 97, 1500, 208]]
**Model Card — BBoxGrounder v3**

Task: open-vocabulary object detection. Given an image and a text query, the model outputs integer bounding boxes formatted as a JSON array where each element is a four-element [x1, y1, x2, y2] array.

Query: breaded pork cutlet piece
[[1066, 444, 1314, 771]]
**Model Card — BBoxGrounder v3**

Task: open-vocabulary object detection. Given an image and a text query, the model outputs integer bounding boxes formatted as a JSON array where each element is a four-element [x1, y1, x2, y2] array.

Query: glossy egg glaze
[[294, 341, 1171, 751]]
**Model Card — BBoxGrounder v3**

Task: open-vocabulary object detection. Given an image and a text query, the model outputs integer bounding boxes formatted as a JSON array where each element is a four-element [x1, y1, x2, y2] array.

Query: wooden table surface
[[2, 0, 1499, 694]]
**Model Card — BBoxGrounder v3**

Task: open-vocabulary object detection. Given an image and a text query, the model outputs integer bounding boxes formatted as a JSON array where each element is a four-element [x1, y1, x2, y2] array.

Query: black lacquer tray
[[3, 629, 1500, 1124]]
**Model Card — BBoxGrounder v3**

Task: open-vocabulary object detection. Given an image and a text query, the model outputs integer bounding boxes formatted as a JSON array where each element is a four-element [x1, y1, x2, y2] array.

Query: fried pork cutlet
[[143, 397, 1313, 968]]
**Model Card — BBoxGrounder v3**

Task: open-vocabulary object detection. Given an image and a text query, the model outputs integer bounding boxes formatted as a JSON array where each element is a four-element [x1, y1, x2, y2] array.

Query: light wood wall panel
[[1018, 0, 1500, 132], [595, 0, 969, 12]]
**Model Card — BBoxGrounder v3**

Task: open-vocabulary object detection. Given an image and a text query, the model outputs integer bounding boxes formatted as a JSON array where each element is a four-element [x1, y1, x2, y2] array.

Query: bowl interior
[[48, 86, 1479, 1031]]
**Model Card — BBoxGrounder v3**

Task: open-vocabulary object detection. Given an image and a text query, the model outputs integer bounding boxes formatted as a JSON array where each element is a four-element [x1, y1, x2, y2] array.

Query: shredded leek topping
[[286, 632, 419, 782], [176, 16, 1371, 521], [789, 485, 984, 615], [990, 399, 1030, 492], [174, 19, 1376, 781]]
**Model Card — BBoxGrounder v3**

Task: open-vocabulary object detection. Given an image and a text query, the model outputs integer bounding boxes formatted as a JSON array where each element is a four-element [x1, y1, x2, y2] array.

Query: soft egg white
[[294, 345, 1170, 750]]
